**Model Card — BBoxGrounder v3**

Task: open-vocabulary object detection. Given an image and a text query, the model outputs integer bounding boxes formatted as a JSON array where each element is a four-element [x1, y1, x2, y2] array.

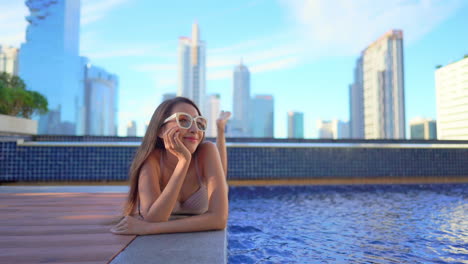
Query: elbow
[[212, 212, 228, 230]]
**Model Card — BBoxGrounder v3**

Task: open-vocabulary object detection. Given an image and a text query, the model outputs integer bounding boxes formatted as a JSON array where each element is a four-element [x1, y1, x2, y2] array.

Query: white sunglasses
[[163, 112, 208, 131]]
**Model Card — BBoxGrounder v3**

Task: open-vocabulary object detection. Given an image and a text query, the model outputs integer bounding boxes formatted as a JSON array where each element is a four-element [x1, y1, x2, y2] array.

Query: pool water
[[227, 184, 467, 264]]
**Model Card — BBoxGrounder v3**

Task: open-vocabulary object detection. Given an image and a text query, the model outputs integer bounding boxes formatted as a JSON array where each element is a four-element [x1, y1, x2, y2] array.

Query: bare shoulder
[[140, 149, 161, 175], [197, 141, 218, 158], [197, 141, 223, 179]]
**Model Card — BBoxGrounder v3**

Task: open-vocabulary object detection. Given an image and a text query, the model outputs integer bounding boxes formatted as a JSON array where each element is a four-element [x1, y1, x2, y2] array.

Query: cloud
[[207, 54, 300, 80], [0, 0, 131, 47], [132, 63, 177, 72], [251, 56, 300, 73], [81, 0, 131, 26], [121, 33, 304, 82], [155, 78, 177, 89], [208, 42, 301, 67], [0, 2, 27, 46], [205, 34, 304, 80], [86, 48, 151, 59], [207, 69, 233, 81], [280, 0, 465, 56]]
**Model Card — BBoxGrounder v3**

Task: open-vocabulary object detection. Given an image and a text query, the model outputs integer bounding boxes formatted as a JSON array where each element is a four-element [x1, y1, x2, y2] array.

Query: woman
[[111, 97, 231, 235]]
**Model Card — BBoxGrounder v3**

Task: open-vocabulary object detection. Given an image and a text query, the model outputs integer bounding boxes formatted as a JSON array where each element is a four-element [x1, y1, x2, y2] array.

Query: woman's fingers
[[111, 218, 128, 234], [165, 127, 182, 153], [164, 127, 175, 150]]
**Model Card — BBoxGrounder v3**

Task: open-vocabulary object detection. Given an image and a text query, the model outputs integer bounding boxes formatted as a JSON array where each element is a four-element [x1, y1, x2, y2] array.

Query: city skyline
[[19, 0, 83, 135], [351, 30, 406, 139], [435, 56, 468, 139], [1, 0, 467, 138], [177, 22, 206, 109], [232, 61, 251, 137]]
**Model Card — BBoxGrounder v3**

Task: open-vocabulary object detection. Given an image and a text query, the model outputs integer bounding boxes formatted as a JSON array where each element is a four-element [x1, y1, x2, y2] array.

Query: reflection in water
[[228, 184, 468, 264]]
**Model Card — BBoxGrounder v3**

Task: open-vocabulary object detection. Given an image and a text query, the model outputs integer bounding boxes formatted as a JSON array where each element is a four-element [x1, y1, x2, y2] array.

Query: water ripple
[[228, 184, 468, 263]]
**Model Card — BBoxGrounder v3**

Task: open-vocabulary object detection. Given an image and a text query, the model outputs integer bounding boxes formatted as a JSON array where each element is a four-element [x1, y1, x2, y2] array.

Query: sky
[[1, 0, 467, 138]]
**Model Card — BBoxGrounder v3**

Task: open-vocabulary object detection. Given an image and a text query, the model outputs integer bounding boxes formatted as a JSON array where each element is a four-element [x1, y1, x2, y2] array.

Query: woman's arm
[[112, 142, 228, 235], [216, 111, 231, 177], [139, 127, 192, 222], [138, 156, 190, 222]]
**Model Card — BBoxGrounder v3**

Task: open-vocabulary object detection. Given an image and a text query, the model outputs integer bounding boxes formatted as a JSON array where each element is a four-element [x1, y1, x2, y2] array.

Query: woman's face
[[161, 102, 204, 153]]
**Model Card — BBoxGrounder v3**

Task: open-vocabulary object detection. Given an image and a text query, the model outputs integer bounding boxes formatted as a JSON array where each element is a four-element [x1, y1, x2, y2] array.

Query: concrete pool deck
[[0, 186, 227, 264]]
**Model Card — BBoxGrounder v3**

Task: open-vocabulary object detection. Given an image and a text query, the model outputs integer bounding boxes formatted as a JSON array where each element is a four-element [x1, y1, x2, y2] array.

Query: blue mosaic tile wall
[[1, 140, 468, 182], [0, 141, 136, 182], [227, 147, 468, 180]]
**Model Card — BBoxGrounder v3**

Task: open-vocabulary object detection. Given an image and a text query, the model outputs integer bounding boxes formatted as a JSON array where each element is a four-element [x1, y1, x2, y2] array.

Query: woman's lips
[[184, 137, 198, 143]]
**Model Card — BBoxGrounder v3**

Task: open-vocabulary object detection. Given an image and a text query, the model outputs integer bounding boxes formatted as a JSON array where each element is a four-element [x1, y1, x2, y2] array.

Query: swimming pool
[[227, 184, 467, 263]]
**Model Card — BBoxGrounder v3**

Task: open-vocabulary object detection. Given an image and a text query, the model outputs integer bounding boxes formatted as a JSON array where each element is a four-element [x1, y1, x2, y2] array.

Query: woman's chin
[[184, 143, 199, 154]]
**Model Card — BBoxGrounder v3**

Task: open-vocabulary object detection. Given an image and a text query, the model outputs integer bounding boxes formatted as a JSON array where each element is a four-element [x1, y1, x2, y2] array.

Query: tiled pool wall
[[1, 136, 468, 182]]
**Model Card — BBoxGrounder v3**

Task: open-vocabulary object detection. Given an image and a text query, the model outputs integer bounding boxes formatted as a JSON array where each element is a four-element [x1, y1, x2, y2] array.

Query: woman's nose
[[188, 121, 197, 133]]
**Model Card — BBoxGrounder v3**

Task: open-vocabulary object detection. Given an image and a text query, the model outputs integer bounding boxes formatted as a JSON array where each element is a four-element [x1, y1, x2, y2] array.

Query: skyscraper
[[0, 45, 19, 75], [127, 121, 137, 137], [232, 61, 251, 137], [288, 111, 304, 139], [435, 56, 468, 139], [205, 94, 221, 137], [317, 120, 350, 139], [349, 56, 364, 139], [251, 95, 274, 138], [177, 22, 206, 109], [410, 118, 437, 140], [19, 0, 82, 135], [362, 30, 406, 139], [84, 61, 119, 136], [162, 93, 176, 102]]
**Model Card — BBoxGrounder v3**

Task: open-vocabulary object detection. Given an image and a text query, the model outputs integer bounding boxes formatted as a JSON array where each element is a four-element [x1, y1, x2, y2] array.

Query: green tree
[[0, 72, 48, 118]]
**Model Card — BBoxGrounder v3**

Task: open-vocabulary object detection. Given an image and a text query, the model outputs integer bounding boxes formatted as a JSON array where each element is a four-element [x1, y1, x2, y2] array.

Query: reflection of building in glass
[[349, 56, 364, 139], [177, 22, 206, 109], [361, 30, 406, 139], [38, 105, 75, 135], [410, 118, 436, 140], [84, 61, 118, 136], [19, 0, 82, 135], [127, 121, 137, 137], [232, 61, 251, 137], [288, 111, 304, 139], [251, 95, 274, 138], [317, 120, 350, 139], [0, 45, 19, 75], [435, 56, 468, 140], [162, 93, 176, 102], [205, 94, 220, 137]]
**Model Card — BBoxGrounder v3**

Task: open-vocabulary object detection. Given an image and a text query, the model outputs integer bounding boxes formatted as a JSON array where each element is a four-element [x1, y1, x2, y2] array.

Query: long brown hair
[[123, 97, 203, 216]]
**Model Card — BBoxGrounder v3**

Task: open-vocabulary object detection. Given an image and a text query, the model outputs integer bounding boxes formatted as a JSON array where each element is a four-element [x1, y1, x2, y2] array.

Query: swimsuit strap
[[138, 151, 203, 218]]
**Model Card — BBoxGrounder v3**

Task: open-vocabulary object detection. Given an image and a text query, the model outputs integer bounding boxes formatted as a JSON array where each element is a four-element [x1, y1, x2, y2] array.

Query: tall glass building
[[251, 95, 274, 138], [162, 93, 176, 102], [205, 94, 221, 138], [362, 30, 406, 139], [317, 120, 350, 139], [287, 111, 304, 139], [126, 121, 137, 137], [19, 0, 82, 135], [177, 22, 206, 109], [435, 56, 468, 139], [410, 118, 437, 140], [349, 56, 364, 139], [0, 45, 19, 75], [232, 61, 251, 137], [83, 61, 119, 136]]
